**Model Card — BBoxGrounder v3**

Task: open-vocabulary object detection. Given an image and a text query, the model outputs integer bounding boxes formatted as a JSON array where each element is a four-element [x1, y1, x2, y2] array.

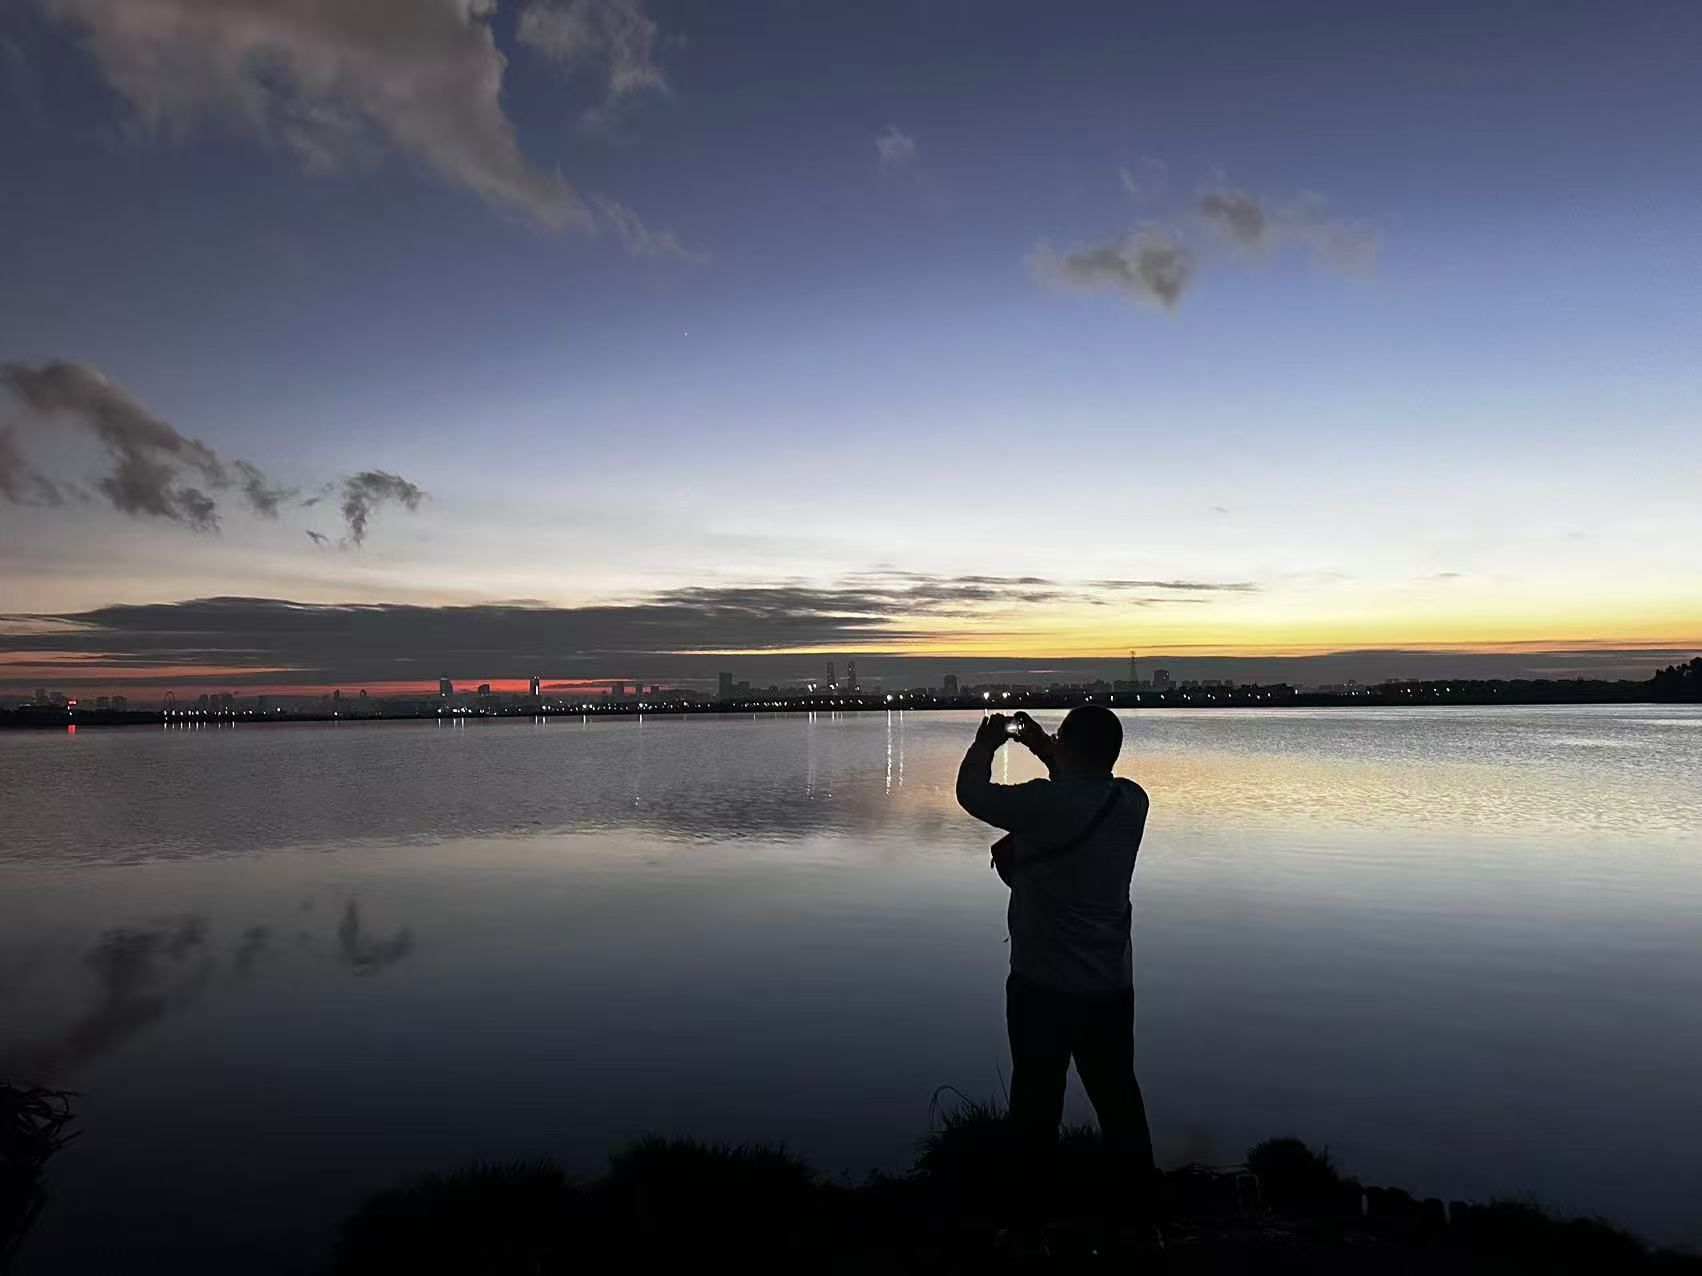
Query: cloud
[[0, 424, 70, 506], [1029, 229, 1192, 309], [4, 595, 1690, 693], [1035, 170, 1379, 312], [1196, 183, 1380, 275], [2, 359, 423, 543], [592, 194, 707, 262], [4, 359, 233, 529], [0, 572, 1258, 687], [339, 471, 423, 546], [875, 124, 917, 174], [38, 0, 588, 229], [234, 459, 294, 517], [1119, 158, 1168, 204], [518, 0, 666, 117], [1197, 187, 1268, 248], [1087, 578, 1258, 593]]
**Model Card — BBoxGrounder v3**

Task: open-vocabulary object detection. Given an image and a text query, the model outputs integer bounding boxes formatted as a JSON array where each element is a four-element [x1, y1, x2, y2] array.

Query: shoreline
[[4, 682, 1694, 730]]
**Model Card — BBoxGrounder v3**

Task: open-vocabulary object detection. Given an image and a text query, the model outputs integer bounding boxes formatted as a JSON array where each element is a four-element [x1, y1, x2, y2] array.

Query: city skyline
[[4, 1, 1700, 693]]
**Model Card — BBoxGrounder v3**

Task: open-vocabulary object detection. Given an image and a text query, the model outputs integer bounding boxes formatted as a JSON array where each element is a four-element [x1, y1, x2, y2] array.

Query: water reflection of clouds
[[4, 916, 213, 1082], [1, 901, 415, 1084], [335, 901, 413, 975]]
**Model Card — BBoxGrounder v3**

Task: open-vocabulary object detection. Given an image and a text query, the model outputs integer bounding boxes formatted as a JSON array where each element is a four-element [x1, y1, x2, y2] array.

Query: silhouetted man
[[956, 705, 1155, 1209]]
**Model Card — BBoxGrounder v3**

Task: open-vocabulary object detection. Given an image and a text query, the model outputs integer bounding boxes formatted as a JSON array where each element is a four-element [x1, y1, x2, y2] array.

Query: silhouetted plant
[[328, 1126, 1702, 1273], [0, 1083, 78, 1273], [1246, 1136, 1353, 1216], [599, 1136, 826, 1262], [330, 1160, 576, 1275]]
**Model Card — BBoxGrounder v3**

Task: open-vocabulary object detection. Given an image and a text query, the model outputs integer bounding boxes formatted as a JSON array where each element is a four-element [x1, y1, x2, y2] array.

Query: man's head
[[1054, 704, 1122, 774]]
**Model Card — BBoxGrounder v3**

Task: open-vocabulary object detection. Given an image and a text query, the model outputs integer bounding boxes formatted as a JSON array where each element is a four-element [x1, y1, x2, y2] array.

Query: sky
[[2, 0, 1700, 696]]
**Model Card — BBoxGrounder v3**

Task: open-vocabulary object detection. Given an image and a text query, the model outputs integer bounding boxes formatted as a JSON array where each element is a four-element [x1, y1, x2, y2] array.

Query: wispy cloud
[[592, 194, 708, 263], [1196, 182, 1380, 275], [518, 0, 667, 121], [338, 472, 423, 547], [1028, 229, 1192, 309], [1034, 167, 1380, 311], [38, 0, 588, 228], [2, 359, 422, 544], [875, 124, 917, 175]]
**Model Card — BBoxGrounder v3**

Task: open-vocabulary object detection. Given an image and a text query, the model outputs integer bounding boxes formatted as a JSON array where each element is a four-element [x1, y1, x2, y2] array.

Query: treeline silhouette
[[1651, 657, 1702, 702]]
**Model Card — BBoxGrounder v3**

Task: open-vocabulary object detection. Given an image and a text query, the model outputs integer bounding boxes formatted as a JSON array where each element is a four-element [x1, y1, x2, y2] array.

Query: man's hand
[[1010, 711, 1057, 765], [975, 713, 1011, 750]]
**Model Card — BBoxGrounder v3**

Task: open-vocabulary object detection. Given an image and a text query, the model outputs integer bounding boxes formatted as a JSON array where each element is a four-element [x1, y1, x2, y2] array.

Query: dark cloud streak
[[1029, 230, 1192, 309], [340, 471, 424, 546], [1, 360, 422, 545], [0, 571, 1253, 688]]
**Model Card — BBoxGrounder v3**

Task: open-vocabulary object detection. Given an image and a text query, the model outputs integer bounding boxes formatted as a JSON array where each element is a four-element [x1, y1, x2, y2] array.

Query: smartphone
[[1004, 718, 1024, 736]]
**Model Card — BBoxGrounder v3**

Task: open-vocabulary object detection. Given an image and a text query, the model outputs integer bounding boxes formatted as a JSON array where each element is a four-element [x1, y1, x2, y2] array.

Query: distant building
[[1151, 669, 1172, 690], [112, 695, 128, 711], [33, 687, 46, 704], [610, 682, 626, 699], [825, 660, 836, 689], [96, 695, 110, 710], [718, 672, 734, 700], [529, 676, 541, 698], [847, 659, 858, 692], [438, 676, 454, 698], [943, 674, 959, 695]]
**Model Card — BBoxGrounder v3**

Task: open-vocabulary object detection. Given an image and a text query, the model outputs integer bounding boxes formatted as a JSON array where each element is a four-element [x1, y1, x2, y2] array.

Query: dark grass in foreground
[[330, 1103, 1701, 1274]]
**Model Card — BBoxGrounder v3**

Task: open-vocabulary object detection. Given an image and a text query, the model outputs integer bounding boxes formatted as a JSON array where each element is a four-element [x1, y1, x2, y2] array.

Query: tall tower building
[[1129, 650, 1138, 686], [529, 676, 541, 698], [825, 660, 836, 688], [846, 660, 858, 692], [1152, 668, 1172, 691], [438, 676, 453, 698], [718, 672, 734, 700], [943, 674, 959, 695]]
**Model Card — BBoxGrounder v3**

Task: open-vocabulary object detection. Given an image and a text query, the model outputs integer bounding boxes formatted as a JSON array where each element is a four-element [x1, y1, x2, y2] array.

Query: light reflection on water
[[2, 706, 1701, 1271]]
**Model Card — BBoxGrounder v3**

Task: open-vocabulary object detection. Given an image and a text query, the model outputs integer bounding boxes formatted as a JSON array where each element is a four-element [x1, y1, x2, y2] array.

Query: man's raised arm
[[955, 714, 1052, 832]]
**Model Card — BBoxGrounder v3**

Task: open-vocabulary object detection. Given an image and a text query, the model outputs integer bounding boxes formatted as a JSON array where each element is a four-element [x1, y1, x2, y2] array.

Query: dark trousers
[[1006, 973, 1156, 1207]]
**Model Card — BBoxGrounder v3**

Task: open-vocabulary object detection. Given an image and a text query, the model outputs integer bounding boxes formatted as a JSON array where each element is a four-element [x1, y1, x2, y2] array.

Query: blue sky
[[2, 0, 1700, 687]]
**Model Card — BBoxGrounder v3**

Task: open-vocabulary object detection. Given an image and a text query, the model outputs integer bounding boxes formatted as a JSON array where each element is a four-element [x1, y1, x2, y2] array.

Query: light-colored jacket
[[957, 742, 1149, 994]]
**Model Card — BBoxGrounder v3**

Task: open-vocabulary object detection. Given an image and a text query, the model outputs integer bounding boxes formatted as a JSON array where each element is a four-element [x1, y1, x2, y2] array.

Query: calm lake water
[[4, 706, 1701, 1269]]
